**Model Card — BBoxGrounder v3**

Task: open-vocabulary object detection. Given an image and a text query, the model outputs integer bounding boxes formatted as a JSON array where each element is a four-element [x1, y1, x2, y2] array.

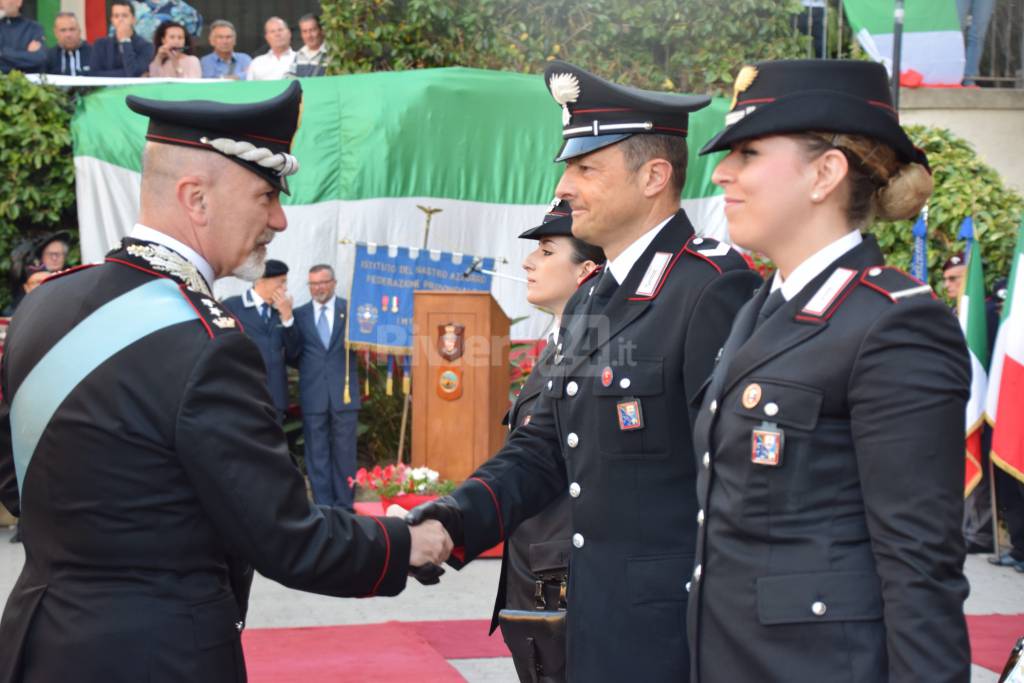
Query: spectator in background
[[291, 14, 327, 78], [222, 259, 298, 422], [958, 0, 995, 86], [133, 0, 203, 44], [148, 20, 200, 78], [0, 0, 46, 74], [248, 16, 295, 81], [796, 0, 827, 59], [200, 19, 250, 79], [941, 252, 967, 305], [2, 264, 49, 319], [46, 11, 91, 76], [35, 231, 70, 272], [290, 265, 361, 511], [90, 1, 153, 77]]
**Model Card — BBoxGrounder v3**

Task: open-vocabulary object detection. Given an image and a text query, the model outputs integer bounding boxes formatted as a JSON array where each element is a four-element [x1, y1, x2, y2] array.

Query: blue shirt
[[200, 51, 251, 79]]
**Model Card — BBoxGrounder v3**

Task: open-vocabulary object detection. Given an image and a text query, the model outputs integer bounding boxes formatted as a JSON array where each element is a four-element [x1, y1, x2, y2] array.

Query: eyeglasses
[[308, 279, 335, 287]]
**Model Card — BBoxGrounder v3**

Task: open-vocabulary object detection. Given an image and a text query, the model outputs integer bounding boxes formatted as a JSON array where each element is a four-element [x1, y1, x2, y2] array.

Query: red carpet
[[244, 615, 1022, 679], [244, 620, 506, 683], [968, 614, 1024, 672]]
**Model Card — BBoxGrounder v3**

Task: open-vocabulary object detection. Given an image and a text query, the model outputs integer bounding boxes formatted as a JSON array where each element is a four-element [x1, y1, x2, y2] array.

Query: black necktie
[[260, 303, 271, 324], [755, 288, 786, 329], [590, 269, 619, 313]]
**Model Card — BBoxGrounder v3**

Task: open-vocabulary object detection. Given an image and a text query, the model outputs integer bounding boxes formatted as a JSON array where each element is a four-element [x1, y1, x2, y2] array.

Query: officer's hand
[[406, 495, 465, 547], [408, 521, 452, 583]]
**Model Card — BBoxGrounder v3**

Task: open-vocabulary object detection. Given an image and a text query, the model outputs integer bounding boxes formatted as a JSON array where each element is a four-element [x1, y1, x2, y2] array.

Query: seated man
[[46, 11, 91, 76], [200, 19, 250, 79], [0, 0, 46, 74], [222, 259, 298, 422], [90, 1, 153, 77]]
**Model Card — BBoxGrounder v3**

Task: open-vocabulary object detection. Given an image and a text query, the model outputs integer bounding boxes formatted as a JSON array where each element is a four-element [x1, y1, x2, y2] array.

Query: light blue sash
[[10, 278, 199, 496]]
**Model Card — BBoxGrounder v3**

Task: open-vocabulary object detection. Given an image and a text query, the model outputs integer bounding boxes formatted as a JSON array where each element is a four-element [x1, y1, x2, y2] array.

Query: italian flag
[[986, 218, 1024, 483], [959, 239, 988, 496], [37, 0, 107, 44], [70, 70, 731, 340], [843, 0, 966, 86]]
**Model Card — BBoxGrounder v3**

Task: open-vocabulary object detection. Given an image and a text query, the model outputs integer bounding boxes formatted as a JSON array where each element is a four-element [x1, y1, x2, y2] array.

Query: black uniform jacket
[[687, 236, 972, 683], [449, 210, 761, 681], [0, 239, 411, 683], [491, 340, 571, 633]]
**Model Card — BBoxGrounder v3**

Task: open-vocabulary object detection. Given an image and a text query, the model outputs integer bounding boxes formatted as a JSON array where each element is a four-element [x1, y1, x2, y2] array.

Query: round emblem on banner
[[601, 366, 613, 387], [742, 383, 762, 409]]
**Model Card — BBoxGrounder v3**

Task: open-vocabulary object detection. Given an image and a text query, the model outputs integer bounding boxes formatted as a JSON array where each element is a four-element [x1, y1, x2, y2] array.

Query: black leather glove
[[405, 495, 465, 547], [409, 563, 445, 586]]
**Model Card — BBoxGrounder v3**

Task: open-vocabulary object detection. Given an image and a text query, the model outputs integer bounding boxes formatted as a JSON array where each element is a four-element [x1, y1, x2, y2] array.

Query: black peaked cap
[[126, 81, 303, 194], [544, 61, 711, 162], [701, 60, 927, 168], [519, 199, 573, 239]]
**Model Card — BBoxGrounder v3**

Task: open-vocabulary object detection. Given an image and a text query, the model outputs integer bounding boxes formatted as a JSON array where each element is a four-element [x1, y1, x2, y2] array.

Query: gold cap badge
[[730, 65, 759, 112]]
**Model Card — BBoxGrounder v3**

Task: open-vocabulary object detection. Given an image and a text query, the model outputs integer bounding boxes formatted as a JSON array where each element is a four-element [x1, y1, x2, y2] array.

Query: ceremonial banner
[[959, 229, 988, 496], [843, 0, 965, 85], [70, 70, 731, 339], [910, 211, 928, 283], [986, 217, 1024, 482], [347, 244, 493, 354]]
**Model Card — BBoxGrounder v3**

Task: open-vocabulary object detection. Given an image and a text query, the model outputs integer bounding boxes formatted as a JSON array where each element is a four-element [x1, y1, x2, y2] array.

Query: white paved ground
[[0, 524, 1019, 682]]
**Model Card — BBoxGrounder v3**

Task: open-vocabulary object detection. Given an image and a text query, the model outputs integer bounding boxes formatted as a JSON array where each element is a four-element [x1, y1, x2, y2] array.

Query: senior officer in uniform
[[687, 60, 972, 682], [408, 62, 761, 681], [0, 81, 451, 683], [493, 200, 604, 683]]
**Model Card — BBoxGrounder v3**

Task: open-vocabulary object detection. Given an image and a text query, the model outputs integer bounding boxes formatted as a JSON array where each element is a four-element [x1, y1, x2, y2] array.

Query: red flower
[[383, 464, 395, 482]]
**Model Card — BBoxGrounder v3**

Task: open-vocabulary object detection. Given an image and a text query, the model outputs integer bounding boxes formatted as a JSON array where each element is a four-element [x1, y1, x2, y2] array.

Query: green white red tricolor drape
[[959, 232, 988, 497], [36, 0, 107, 44], [986, 217, 1024, 484]]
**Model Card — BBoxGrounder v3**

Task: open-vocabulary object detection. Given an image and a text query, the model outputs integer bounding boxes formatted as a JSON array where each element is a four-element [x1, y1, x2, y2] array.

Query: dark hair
[[619, 134, 689, 194], [568, 237, 605, 266], [110, 1, 135, 17], [298, 14, 322, 28], [153, 20, 192, 52]]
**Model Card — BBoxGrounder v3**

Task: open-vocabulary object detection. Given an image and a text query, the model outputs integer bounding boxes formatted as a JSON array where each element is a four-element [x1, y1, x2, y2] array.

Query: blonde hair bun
[[876, 162, 933, 221]]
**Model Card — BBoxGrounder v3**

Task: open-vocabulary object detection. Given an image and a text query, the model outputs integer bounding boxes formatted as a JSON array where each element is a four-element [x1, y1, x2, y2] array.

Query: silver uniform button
[[566, 381, 579, 397], [685, 581, 692, 593], [710, 400, 718, 414], [812, 601, 827, 617], [702, 451, 710, 468], [572, 533, 585, 548], [619, 377, 631, 389], [869, 267, 883, 277], [546, 380, 553, 390], [569, 482, 581, 498], [693, 564, 702, 582], [764, 402, 779, 417], [692, 237, 704, 245], [567, 432, 579, 448], [697, 509, 705, 526]]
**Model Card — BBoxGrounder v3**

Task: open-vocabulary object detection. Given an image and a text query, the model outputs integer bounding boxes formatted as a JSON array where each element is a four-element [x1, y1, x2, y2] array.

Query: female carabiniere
[[687, 60, 971, 683]]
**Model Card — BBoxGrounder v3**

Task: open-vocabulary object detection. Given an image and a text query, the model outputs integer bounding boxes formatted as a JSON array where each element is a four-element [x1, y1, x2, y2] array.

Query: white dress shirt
[[314, 297, 336, 336], [606, 214, 674, 284], [247, 48, 296, 81], [130, 223, 215, 291], [244, 288, 293, 327], [770, 230, 864, 301]]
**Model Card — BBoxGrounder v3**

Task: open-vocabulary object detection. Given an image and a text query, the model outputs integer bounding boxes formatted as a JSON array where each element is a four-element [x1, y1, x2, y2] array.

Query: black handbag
[[498, 606, 567, 683]]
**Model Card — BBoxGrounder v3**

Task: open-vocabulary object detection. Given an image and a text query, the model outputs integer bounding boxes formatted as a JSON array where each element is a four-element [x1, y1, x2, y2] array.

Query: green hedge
[[873, 125, 1023, 297], [0, 72, 77, 310]]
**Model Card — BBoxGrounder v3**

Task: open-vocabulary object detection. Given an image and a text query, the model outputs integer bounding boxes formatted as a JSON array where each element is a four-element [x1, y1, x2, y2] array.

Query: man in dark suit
[[222, 259, 298, 422], [89, 1, 153, 77], [0, 81, 450, 683], [407, 62, 760, 681], [45, 11, 91, 76], [291, 264, 361, 510]]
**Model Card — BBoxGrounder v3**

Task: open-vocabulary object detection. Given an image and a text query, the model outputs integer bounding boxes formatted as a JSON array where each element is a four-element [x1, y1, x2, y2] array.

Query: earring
[[811, 192, 821, 201]]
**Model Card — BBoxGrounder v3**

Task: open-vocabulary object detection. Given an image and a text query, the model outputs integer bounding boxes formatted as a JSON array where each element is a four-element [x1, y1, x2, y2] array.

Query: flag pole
[[892, 0, 905, 110], [395, 206, 444, 464], [989, 448, 1004, 558]]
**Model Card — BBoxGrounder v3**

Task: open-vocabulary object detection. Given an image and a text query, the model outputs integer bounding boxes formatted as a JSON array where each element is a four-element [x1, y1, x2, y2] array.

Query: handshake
[[388, 496, 464, 585]]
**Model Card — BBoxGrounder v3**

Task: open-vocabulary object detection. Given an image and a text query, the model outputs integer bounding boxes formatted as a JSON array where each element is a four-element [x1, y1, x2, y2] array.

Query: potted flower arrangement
[[348, 463, 455, 510]]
